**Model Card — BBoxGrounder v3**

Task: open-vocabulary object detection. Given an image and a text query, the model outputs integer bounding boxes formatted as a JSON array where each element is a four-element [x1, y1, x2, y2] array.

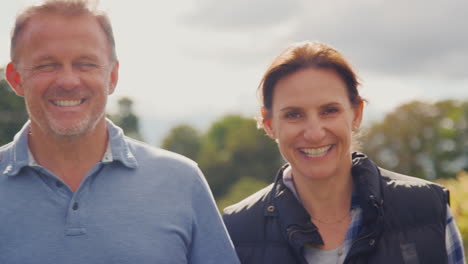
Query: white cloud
[[182, 0, 468, 79], [182, 0, 303, 30], [1, 0, 467, 145]]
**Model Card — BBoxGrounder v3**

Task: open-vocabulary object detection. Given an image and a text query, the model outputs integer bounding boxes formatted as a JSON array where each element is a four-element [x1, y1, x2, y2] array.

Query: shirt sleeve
[[446, 205, 466, 264], [188, 167, 240, 264]]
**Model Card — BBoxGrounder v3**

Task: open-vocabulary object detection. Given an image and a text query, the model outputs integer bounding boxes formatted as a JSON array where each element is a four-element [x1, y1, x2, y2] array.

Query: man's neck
[[28, 120, 109, 191]]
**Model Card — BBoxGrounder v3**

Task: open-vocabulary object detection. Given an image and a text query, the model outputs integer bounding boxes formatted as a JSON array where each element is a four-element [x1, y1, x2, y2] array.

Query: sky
[[1, 0, 467, 145]]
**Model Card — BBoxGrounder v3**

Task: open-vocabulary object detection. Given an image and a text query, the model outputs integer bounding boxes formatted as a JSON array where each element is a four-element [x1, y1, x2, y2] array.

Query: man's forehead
[[16, 14, 109, 57], [26, 12, 99, 30]]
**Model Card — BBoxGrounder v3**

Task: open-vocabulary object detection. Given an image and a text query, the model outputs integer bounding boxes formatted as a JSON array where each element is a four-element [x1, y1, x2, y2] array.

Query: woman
[[223, 41, 464, 264]]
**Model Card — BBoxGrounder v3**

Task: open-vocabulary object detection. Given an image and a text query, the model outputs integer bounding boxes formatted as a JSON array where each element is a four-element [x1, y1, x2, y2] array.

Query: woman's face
[[263, 67, 363, 182]]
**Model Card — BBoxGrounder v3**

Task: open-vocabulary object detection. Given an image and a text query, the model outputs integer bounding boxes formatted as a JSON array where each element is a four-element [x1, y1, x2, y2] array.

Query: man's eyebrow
[[77, 55, 99, 61], [33, 56, 55, 62]]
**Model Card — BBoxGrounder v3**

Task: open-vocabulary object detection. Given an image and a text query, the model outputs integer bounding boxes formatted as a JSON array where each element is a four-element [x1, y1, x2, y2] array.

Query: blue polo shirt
[[0, 120, 240, 264]]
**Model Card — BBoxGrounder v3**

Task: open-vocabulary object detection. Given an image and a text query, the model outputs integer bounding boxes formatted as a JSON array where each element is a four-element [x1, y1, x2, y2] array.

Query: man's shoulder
[[128, 137, 192, 160], [124, 137, 199, 173], [0, 140, 15, 151], [0, 141, 15, 166]]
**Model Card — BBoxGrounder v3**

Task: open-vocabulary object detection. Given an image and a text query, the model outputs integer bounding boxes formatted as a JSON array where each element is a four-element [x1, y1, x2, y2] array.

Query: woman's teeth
[[300, 145, 332, 157]]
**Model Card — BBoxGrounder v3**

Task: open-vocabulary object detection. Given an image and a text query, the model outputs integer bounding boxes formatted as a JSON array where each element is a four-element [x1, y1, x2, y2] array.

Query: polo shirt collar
[[1, 121, 31, 177], [105, 118, 138, 169], [1, 119, 138, 177]]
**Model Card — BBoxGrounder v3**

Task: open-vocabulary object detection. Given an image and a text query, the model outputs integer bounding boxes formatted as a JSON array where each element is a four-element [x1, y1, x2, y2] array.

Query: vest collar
[[266, 164, 323, 256], [265, 153, 385, 259], [346, 153, 385, 259]]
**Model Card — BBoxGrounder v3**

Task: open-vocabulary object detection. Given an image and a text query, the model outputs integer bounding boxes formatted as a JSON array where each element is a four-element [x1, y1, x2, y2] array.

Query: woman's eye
[[284, 112, 302, 119], [322, 108, 339, 115]]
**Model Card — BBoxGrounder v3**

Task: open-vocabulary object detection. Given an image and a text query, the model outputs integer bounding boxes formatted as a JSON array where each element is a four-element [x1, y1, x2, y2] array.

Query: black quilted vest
[[223, 154, 449, 264]]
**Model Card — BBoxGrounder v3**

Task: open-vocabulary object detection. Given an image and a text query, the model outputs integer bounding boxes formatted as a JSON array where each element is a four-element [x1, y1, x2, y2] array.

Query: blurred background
[[1, 0, 467, 254]]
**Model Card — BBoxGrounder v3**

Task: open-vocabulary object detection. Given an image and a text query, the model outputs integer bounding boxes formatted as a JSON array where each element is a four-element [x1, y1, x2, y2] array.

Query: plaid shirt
[[283, 166, 465, 264]]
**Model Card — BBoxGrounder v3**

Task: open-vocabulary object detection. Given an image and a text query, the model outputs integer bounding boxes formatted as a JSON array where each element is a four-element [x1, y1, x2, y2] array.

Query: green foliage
[[161, 114, 282, 198], [161, 124, 201, 160], [363, 100, 468, 180], [216, 176, 270, 211], [197, 115, 282, 198], [0, 68, 28, 146], [108, 97, 143, 141], [436, 171, 468, 256]]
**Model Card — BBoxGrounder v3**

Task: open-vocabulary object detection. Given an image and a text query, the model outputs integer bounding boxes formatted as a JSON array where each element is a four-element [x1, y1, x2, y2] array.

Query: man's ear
[[261, 107, 276, 140], [5, 62, 24, 97], [108, 60, 119, 95]]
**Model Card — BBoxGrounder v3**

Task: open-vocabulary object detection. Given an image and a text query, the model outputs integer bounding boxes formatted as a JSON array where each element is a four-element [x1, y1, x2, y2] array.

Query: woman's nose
[[303, 118, 326, 142]]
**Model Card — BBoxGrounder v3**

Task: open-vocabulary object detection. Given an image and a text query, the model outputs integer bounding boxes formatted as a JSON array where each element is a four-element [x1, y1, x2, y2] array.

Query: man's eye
[[35, 63, 58, 72], [76, 63, 98, 71]]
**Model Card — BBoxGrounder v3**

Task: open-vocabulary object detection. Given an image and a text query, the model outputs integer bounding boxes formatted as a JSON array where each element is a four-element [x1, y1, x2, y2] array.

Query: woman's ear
[[352, 101, 364, 129], [261, 107, 276, 140], [5, 62, 25, 96]]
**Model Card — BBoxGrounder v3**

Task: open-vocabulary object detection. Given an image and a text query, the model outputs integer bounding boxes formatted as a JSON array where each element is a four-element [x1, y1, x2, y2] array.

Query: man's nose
[[55, 65, 80, 90]]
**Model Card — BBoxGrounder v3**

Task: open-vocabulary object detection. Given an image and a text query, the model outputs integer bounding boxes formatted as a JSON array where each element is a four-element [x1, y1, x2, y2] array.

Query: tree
[[362, 100, 468, 180], [161, 124, 201, 160], [196, 115, 282, 198], [108, 97, 143, 141], [436, 171, 468, 255], [0, 68, 28, 146]]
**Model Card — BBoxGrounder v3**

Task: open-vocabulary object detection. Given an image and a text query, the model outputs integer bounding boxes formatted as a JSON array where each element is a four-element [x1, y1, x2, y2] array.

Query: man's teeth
[[53, 100, 82, 107], [300, 145, 332, 157]]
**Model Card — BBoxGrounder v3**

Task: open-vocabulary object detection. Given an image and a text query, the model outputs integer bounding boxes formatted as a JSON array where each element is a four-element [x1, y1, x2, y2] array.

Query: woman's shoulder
[[223, 183, 274, 218], [378, 167, 449, 208], [379, 167, 447, 191], [222, 183, 278, 235], [222, 183, 277, 244]]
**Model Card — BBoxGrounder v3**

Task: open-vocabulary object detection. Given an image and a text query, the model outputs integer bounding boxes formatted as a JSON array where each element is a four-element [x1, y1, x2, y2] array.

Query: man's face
[[9, 13, 118, 138]]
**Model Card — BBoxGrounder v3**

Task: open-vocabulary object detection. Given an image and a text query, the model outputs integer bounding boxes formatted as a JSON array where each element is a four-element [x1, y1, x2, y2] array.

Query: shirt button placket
[[65, 199, 86, 236]]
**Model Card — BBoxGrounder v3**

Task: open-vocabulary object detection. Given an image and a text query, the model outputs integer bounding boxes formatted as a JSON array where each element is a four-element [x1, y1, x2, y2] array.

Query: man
[[0, 1, 240, 263]]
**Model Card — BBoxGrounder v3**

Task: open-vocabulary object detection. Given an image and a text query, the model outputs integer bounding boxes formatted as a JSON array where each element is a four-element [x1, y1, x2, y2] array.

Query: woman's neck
[[293, 170, 353, 222]]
